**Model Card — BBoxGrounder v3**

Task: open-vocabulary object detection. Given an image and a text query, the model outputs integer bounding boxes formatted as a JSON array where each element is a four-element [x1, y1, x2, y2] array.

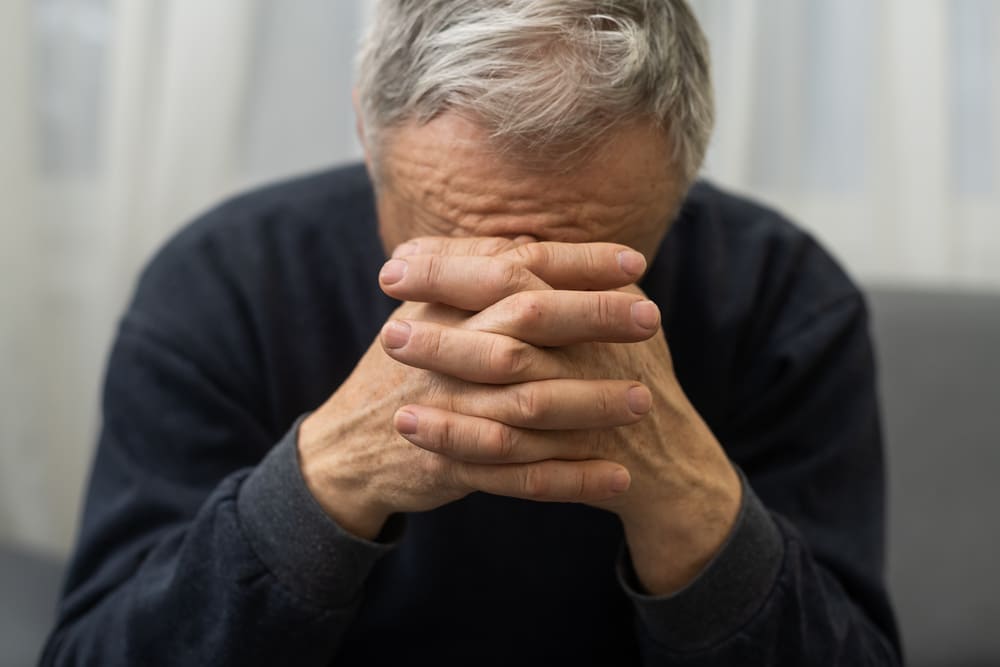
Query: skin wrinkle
[[376, 113, 681, 256]]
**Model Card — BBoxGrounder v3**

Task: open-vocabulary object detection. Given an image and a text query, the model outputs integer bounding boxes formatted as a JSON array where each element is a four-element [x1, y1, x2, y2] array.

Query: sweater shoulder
[[671, 181, 865, 340], [117, 164, 383, 428], [130, 163, 377, 311], [649, 181, 869, 430], [162, 162, 374, 258]]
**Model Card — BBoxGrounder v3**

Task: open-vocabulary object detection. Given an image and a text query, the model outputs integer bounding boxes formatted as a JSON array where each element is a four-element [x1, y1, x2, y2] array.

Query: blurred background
[[1, 0, 998, 665]]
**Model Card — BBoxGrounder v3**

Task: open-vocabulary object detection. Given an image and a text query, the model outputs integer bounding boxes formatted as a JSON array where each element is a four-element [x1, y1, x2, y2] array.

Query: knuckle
[[442, 382, 461, 414], [595, 292, 616, 327], [421, 452, 447, 478], [423, 254, 444, 288], [491, 338, 531, 379], [404, 236, 430, 255], [490, 259, 526, 296], [479, 237, 512, 257], [588, 431, 610, 457], [505, 242, 539, 266], [514, 385, 544, 422], [443, 459, 468, 492], [424, 326, 445, 362], [433, 416, 455, 455], [583, 245, 603, 278], [426, 453, 464, 492], [510, 292, 543, 325], [484, 422, 515, 460], [595, 386, 612, 416], [521, 466, 548, 499], [573, 470, 589, 500]]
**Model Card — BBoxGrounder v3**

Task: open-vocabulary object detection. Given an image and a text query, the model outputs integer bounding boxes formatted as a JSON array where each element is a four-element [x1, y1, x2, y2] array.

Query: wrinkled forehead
[[378, 113, 684, 243]]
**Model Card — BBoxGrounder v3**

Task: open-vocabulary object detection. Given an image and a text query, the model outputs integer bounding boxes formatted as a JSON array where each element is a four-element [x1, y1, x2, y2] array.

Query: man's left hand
[[380, 237, 742, 594]]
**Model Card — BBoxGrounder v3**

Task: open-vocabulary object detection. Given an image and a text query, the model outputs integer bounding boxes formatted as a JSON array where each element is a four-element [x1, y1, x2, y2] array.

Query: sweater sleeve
[[621, 293, 902, 665], [41, 229, 396, 665], [41, 320, 397, 666]]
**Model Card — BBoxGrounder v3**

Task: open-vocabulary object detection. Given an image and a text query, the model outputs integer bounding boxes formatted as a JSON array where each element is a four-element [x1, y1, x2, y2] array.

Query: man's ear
[[352, 88, 373, 173]]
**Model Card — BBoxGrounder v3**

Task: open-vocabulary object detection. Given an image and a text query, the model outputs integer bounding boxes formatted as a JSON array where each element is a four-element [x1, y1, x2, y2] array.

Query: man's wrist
[[237, 416, 400, 608], [618, 469, 785, 651], [307, 484, 389, 542], [620, 460, 742, 595], [297, 412, 390, 541]]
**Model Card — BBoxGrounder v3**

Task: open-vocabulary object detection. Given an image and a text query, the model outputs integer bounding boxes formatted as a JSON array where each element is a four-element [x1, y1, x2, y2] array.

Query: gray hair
[[356, 0, 714, 183]]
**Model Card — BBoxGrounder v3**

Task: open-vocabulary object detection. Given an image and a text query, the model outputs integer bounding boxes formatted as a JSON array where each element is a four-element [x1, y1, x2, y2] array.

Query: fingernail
[[617, 250, 646, 277], [395, 410, 418, 435], [611, 468, 631, 493], [380, 259, 407, 284], [627, 386, 652, 414], [382, 320, 411, 349], [392, 242, 419, 258], [631, 300, 660, 330]]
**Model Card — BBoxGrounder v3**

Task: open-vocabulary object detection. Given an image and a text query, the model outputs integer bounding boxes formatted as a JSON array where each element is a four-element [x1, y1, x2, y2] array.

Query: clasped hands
[[299, 236, 741, 594]]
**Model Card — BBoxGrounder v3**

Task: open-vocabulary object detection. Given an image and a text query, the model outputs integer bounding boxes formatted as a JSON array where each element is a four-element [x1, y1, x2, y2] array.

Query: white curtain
[[1, 0, 368, 555], [692, 0, 1000, 287], [2, 0, 999, 556]]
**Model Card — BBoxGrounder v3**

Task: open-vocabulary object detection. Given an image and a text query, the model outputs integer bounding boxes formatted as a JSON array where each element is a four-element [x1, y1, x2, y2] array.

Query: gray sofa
[[869, 287, 1000, 667], [0, 544, 62, 666], [2, 286, 997, 666]]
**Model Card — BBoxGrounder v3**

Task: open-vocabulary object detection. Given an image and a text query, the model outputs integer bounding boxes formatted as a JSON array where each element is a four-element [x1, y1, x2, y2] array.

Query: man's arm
[[376, 238, 900, 665], [622, 293, 900, 665], [40, 215, 411, 665], [296, 240, 659, 540], [44, 234, 651, 665], [40, 313, 398, 666]]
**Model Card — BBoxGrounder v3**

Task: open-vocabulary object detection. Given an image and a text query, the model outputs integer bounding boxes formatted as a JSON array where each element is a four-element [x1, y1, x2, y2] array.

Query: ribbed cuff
[[618, 469, 784, 651], [237, 415, 403, 609]]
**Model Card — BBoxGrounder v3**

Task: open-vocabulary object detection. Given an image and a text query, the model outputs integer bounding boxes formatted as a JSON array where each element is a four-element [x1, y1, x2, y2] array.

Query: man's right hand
[[297, 239, 654, 540]]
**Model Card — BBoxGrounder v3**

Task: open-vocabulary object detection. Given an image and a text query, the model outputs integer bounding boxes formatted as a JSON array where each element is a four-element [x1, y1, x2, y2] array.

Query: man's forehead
[[379, 113, 682, 242]]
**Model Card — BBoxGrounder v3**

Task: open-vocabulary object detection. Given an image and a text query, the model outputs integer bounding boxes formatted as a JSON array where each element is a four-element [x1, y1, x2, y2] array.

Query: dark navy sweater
[[42, 164, 901, 665]]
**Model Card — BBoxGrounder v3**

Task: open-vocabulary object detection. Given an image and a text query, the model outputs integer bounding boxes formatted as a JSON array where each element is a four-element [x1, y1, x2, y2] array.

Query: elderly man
[[43, 1, 900, 665]]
